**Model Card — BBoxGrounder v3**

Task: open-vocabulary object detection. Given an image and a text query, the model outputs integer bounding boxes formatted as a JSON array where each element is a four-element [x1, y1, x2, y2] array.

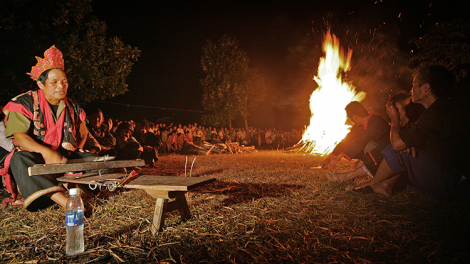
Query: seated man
[[1, 113, 15, 203], [1, 46, 96, 211], [134, 121, 160, 167], [352, 66, 470, 201], [321, 101, 391, 182], [326, 92, 425, 182], [114, 122, 142, 161], [86, 108, 116, 155]]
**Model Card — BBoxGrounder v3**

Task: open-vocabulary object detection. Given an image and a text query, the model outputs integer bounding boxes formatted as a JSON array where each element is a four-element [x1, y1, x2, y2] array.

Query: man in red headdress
[[1, 46, 96, 211]]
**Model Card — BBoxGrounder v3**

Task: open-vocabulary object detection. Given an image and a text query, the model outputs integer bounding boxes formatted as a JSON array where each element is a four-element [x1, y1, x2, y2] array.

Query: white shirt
[[0, 121, 14, 151]]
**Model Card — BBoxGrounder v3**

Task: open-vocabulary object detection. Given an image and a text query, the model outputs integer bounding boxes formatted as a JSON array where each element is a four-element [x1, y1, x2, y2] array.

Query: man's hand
[[400, 147, 418, 158], [385, 100, 400, 121], [42, 148, 67, 164], [13, 132, 67, 164]]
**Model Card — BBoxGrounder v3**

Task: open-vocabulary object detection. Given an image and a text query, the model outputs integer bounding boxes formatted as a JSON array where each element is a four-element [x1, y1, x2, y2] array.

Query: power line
[[94, 100, 204, 113]]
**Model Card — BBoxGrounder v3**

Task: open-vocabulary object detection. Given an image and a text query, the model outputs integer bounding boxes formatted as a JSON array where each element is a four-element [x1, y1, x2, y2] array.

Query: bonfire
[[288, 29, 366, 155]]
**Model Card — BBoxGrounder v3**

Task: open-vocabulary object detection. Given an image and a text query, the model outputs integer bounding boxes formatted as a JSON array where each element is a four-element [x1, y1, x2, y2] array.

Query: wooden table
[[56, 173, 215, 234]]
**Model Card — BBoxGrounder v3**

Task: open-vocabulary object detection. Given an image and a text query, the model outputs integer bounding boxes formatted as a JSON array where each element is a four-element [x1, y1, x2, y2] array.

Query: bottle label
[[65, 211, 84, 227]]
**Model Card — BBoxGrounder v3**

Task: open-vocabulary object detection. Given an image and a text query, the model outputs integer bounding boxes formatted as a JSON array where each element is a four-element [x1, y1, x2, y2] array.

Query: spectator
[[326, 93, 424, 182], [218, 127, 224, 141], [115, 122, 142, 161], [160, 128, 169, 154], [321, 101, 390, 180], [0, 115, 14, 153], [176, 124, 184, 135], [176, 133, 185, 151], [86, 108, 116, 155], [191, 123, 198, 143], [195, 126, 203, 145], [352, 66, 470, 201], [186, 124, 193, 142], [1, 112, 14, 202], [134, 121, 160, 167]]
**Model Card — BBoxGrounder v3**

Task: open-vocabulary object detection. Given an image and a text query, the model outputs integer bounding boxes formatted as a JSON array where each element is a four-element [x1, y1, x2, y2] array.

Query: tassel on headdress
[[27, 45, 65, 81]]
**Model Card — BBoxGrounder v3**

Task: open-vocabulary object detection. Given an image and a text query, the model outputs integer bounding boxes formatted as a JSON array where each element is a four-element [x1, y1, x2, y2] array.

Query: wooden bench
[[29, 160, 215, 234]]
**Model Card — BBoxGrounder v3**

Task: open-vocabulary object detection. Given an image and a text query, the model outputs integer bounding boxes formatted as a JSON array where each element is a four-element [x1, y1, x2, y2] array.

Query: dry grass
[[1, 151, 469, 263]]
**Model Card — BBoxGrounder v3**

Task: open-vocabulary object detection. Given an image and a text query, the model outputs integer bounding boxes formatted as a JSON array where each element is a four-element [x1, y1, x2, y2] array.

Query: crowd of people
[[1, 46, 469, 214], [85, 115, 304, 158]]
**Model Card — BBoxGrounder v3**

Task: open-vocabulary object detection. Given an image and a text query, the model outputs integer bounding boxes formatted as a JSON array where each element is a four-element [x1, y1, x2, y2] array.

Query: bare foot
[[368, 177, 399, 197], [347, 181, 394, 197], [325, 172, 349, 183], [370, 183, 393, 197], [345, 180, 370, 192]]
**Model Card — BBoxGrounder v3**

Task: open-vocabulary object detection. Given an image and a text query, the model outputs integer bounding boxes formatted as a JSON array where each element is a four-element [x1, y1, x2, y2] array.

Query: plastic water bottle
[[65, 188, 85, 255]]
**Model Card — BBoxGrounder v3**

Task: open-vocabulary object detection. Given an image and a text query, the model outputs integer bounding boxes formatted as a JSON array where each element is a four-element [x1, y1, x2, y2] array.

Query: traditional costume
[[1, 46, 95, 211]]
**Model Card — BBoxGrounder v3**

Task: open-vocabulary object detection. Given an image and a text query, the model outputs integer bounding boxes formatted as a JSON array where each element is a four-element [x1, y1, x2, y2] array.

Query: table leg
[[175, 192, 191, 220], [151, 197, 168, 234]]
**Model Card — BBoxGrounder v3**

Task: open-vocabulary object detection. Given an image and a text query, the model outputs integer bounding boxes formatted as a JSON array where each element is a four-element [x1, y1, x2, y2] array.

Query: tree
[[200, 35, 249, 129], [238, 68, 267, 132], [0, 0, 140, 106], [409, 20, 470, 76], [200, 35, 266, 131]]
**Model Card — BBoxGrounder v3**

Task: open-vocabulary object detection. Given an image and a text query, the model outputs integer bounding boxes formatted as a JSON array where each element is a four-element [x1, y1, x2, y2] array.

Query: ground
[[1, 151, 469, 263]]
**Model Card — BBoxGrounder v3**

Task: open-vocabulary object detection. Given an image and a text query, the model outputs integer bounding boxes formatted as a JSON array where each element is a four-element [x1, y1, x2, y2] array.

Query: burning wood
[[284, 142, 307, 152], [299, 29, 366, 155]]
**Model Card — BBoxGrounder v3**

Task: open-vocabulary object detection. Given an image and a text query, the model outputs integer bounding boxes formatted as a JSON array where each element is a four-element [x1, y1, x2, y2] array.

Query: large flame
[[300, 29, 366, 155]]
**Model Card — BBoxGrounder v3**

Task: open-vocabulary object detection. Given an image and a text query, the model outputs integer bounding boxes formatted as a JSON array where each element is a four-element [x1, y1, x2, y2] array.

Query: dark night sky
[[90, 0, 467, 130]]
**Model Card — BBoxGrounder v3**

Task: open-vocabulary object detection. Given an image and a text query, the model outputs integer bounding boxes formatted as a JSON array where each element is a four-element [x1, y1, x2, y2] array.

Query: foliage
[[409, 20, 470, 76], [0, 0, 140, 106], [238, 67, 268, 131], [200, 35, 266, 129]]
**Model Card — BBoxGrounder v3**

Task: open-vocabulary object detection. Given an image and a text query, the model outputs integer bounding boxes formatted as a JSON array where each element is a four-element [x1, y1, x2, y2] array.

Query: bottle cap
[[69, 188, 79, 196]]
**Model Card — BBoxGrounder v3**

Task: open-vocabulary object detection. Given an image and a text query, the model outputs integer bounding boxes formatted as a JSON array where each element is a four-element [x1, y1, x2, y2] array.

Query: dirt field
[[1, 151, 469, 263]]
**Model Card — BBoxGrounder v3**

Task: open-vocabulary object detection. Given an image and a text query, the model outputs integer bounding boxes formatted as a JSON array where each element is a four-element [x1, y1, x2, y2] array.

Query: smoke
[[242, 0, 446, 129], [271, 1, 420, 123], [346, 23, 414, 118]]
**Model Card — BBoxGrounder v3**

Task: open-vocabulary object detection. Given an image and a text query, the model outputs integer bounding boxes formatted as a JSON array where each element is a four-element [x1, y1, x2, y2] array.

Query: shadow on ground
[[192, 180, 304, 206]]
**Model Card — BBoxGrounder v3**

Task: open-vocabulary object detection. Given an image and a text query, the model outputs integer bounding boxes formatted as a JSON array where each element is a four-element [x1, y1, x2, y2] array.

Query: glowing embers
[[300, 29, 366, 155]]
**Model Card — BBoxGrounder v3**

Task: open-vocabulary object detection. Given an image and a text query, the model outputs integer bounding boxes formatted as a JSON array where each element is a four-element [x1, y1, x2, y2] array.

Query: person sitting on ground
[[1, 111, 15, 204], [114, 122, 142, 161], [350, 66, 470, 201], [326, 92, 425, 182], [134, 121, 160, 167], [176, 133, 185, 152], [195, 126, 203, 145], [86, 108, 116, 155], [167, 130, 177, 153], [110, 119, 120, 136], [160, 127, 168, 154], [1, 46, 97, 211], [105, 116, 114, 135], [209, 133, 218, 144], [322, 101, 390, 182], [0, 112, 14, 154]]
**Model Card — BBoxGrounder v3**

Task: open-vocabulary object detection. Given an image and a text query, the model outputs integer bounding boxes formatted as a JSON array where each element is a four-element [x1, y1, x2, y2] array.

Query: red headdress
[[27, 45, 65, 81]]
